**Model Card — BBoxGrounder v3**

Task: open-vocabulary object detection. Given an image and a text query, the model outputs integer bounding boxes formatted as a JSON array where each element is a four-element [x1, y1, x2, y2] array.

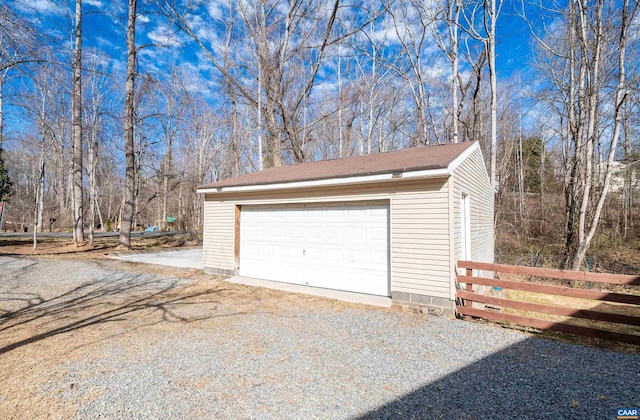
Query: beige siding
[[203, 178, 452, 299], [202, 198, 235, 271], [451, 147, 494, 266]]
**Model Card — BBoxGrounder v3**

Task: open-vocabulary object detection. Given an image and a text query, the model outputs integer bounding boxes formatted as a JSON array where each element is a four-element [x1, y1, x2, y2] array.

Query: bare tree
[[386, 0, 436, 145], [352, 8, 397, 154], [526, 0, 639, 269], [84, 51, 111, 246], [569, 0, 638, 269], [153, 70, 188, 223], [431, 0, 462, 143], [71, 0, 84, 245], [487, 0, 499, 194], [0, 4, 40, 225], [461, 0, 502, 193], [157, 0, 362, 167], [22, 66, 61, 246], [0, 4, 41, 75], [119, 0, 137, 249]]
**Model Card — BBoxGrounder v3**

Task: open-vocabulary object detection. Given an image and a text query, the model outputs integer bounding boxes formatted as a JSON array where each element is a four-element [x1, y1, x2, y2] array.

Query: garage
[[197, 141, 494, 314], [239, 202, 389, 296]]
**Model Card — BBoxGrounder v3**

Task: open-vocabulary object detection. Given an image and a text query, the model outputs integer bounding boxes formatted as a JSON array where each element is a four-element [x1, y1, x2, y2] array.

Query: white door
[[239, 202, 389, 296]]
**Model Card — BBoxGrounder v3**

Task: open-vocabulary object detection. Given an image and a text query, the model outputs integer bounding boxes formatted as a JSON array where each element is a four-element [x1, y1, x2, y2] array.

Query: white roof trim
[[446, 141, 480, 173], [197, 142, 480, 194]]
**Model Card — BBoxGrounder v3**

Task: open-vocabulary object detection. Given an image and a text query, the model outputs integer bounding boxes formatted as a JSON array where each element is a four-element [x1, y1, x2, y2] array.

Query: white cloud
[[423, 60, 449, 80], [206, 0, 227, 20], [176, 62, 216, 96], [17, 0, 65, 15], [147, 25, 184, 47], [95, 36, 113, 47], [369, 25, 400, 44], [84, 0, 103, 7], [137, 15, 151, 24], [186, 14, 225, 53]]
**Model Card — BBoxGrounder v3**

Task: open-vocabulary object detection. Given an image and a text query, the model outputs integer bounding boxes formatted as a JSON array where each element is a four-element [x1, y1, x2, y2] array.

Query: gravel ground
[[0, 255, 638, 419]]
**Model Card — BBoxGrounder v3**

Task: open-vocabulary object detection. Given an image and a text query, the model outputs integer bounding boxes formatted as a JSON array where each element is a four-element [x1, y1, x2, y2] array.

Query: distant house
[[197, 141, 494, 315], [597, 160, 640, 195]]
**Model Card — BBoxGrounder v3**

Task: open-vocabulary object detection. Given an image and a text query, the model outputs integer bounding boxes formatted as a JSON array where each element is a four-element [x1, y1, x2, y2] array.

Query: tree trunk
[[622, 109, 631, 239], [0, 75, 7, 232], [488, 0, 498, 197], [0, 73, 4, 150], [37, 158, 44, 233], [451, 26, 459, 143], [264, 104, 282, 167], [570, 0, 631, 271], [88, 128, 97, 248], [0, 201, 5, 232], [562, 0, 580, 268], [337, 51, 343, 158], [33, 158, 44, 249], [257, 58, 263, 170], [119, 0, 137, 250], [573, 0, 603, 269], [162, 173, 168, 222], [231, 92, 240, 175], [539, 137, 546, 234], [72, 0, 84, 245]]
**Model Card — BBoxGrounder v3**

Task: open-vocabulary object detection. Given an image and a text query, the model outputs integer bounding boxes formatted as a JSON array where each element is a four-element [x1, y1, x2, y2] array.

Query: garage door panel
[[371, 250, 387, 265], [239, 202, 389, 296], [371, 227, 388, 241], [306, 247, 323, 260], [256, 245, 270, 256], [327, 249, 345, 262], [347, 227, 366, 241], [346, 249, 367, 264], [306, 227, 323, 241], [271, 228, 286, 239], [288, 247, 304, 258], [326, 227, 343, 240], [290, 226, 304, 239], [273, 246, 287, 258]]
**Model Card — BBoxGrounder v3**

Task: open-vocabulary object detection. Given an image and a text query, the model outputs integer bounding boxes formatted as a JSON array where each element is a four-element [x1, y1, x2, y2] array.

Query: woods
[[0, 0, 638, 268]]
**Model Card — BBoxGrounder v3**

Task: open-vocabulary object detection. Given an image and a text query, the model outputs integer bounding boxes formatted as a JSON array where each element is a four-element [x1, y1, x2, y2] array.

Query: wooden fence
[[456, 261, 640, 345]]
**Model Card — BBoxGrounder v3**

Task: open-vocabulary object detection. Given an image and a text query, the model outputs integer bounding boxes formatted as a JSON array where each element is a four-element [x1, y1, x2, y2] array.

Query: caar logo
[[617, 408, 639, 420]]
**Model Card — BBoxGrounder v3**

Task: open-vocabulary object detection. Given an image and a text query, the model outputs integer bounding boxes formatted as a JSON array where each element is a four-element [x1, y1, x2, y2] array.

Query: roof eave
[[196, 142, 479, 195], [196, 167, 448, 194]]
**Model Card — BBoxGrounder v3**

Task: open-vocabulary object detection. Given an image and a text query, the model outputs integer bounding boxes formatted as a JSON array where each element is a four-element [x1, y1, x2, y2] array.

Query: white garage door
[[239, 202, 389, 296]]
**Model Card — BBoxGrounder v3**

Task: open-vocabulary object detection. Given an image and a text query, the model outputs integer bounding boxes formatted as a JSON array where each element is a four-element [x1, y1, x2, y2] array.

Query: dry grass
[[0, 255, 412, 419], [0, 233, 198, 260], [483, 273, 640, 351]]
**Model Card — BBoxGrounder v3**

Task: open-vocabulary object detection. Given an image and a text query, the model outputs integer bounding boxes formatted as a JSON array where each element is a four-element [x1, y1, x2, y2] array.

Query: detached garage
[[197, 141, 493, 314]]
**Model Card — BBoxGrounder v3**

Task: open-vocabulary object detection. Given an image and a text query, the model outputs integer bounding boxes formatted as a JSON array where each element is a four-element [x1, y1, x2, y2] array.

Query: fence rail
[[456, 261, 640, 345]]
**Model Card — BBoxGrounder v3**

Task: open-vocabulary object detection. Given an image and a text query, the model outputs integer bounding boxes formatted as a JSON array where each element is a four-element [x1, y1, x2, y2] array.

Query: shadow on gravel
[[0, 272, 239, 356], [359, 335, 640, 419]]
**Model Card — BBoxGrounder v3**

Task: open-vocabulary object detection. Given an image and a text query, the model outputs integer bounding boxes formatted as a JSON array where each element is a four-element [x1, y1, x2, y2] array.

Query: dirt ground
[[0, 244, 409, 418], [0, 233, 198, 259], [1, 236, 638, 418]]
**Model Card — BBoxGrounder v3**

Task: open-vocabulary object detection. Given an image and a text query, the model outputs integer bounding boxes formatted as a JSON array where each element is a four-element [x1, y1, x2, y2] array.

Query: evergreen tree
[[0, 148, 13, 202]]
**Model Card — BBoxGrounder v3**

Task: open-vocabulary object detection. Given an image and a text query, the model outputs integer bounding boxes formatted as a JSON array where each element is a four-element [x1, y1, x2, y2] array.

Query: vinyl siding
[[451, 147, 494, 266], [202, 198, 235, 272], [203, 178, 453, 299]]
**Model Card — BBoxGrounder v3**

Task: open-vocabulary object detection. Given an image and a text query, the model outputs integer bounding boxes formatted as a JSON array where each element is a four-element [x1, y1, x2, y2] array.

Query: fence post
[[465, 267, 473, 320]]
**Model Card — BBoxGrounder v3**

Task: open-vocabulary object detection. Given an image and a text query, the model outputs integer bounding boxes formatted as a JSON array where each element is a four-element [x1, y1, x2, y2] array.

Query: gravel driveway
[[0, 255, 638, 419]]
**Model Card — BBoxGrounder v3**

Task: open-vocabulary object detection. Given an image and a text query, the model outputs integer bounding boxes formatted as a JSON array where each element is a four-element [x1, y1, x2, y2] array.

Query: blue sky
[[11, 0, 541, 88], [4, 0, 551, 147]]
